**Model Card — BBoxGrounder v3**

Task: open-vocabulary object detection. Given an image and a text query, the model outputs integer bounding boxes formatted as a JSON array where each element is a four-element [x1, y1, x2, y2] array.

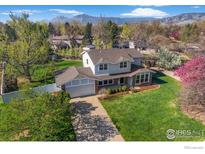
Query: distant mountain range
[[161, 13, 205, 24], [51, 13, 205, 25], [51, 14, 155, 25]]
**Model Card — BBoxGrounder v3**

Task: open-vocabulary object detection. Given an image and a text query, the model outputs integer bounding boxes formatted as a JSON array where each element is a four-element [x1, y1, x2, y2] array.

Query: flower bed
[[98, 84, 160, 100]]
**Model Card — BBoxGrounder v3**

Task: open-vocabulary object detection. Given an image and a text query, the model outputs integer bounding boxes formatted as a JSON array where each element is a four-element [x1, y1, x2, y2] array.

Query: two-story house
[[55, 48, 154, 98]]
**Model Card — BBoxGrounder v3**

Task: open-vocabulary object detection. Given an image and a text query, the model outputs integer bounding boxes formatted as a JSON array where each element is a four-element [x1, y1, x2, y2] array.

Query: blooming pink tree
[[174, 56, 205, 110], [169, 31, 180, 40], [175, 56, 205, 86]]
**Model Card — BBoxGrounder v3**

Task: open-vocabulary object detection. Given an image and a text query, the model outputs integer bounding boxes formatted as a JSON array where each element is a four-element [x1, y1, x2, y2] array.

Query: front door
[[119, 77, 125, 85]]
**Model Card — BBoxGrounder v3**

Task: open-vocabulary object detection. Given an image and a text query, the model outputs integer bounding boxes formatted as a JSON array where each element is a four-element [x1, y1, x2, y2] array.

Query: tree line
[[0, 13, 204, 81], [48, 18, 203, 49]]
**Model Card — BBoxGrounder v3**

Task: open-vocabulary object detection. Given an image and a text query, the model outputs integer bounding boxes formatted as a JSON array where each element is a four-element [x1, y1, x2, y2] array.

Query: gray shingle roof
[[86, 48, 143, 65], [55, 67, 95, 86]]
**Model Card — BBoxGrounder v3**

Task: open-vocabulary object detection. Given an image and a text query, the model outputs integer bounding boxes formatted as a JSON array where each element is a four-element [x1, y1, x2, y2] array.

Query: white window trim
[[99, 63, 108, 71], [135, 74, 140, 84], [108, 79, 114, 85], [118, 77, 125, 85], [144, 73, 150, 83], [98, 79, 114, 86], [120, 61, 128, 68], [81, 78, 89, 85], [103, 80, 108, 85], [66, 78, 94, 87], [135, 72, 150, 85], [99, 81, 103, 86]]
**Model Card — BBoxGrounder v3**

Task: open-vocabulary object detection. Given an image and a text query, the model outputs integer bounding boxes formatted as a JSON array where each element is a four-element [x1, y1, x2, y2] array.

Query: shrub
[[0, 91, 75, 141], [118, 87, 122, 92], [157, 47, 181, 70], [112, 88, 117, 94], [122, 86, 128, 91], [98, 88, 108, 95], [107, 88, 112, 95]]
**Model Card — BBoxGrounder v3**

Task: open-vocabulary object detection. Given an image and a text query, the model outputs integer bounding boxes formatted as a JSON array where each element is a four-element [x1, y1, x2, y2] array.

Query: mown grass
[[102, 72, 205, 141], [18, 60, 82, 90], [0, 96, 3, 104]]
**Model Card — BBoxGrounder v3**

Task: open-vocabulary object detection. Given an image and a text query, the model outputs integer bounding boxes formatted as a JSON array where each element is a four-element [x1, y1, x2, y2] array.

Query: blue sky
[[0, 5, 205, 22]]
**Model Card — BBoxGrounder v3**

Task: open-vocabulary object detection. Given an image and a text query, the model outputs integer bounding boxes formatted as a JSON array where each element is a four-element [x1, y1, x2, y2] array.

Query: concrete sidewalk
[[70, 96, 124, 141]]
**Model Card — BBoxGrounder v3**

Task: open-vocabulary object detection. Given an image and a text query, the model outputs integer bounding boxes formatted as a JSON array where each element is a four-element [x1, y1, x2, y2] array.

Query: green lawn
[[0, 96, 3, 104], [102, 72, 205, 141], [18, 60, 82, 90]]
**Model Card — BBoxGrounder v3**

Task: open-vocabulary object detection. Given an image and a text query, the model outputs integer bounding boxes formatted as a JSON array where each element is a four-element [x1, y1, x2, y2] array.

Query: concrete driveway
[[70, 96, 124, 141]]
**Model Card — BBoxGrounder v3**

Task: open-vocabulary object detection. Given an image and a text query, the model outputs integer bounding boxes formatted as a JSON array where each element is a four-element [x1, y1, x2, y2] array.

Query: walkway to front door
[[70, 96, 124, 141]]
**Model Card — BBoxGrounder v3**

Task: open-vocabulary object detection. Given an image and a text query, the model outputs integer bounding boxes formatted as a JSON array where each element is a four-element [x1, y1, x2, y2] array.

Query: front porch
[[95, 71, 153, 94]]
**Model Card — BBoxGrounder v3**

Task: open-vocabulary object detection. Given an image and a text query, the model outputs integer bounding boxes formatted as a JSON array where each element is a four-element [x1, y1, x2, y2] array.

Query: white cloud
[[0, 9, 41, 15], [49, 9, 83, 16], [121, 8, 168, 18], [192, 6, 200, 9]]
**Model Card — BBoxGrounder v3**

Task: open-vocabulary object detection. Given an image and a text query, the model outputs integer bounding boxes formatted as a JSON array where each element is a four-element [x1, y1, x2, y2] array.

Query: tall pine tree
[[83, 22, 93, 45]]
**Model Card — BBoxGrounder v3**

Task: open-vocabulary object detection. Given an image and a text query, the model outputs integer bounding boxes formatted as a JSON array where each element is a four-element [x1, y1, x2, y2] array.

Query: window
[[119, 78, 124, 84], [135, 75, 140, 84], [99, 64, 108, 70], [104, 80, 108, 85], [120, 62, 127, 68], [67, 81, 72, 86], [99, 80, 113, 86], [89, 79, 95, 84], [67, 78, 93, 87], [99, 64, 103, 70], [141, 74, 145, 83], [81, 79, 89, 85], [99, 81, 103, 86], [86, 59, 89, 64], [109, 79, 113, 84], [145, 73, 149, 82], [72, 80, 80, 86]]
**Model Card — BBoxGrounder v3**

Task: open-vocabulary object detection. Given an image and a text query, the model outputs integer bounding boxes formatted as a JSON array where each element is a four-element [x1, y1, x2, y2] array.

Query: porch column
[[148, 72, 150, 83], [139, 73, 141, 84], [129, 77, 133, 87]]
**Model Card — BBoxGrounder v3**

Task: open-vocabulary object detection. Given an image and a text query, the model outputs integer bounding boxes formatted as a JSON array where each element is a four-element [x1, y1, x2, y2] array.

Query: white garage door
[[65, 78, 95, 98]]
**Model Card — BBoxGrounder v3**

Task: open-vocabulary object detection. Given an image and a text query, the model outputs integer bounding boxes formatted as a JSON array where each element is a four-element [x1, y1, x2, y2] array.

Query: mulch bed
[[182, 104, 205, 125], [98, 84, 160, 100]]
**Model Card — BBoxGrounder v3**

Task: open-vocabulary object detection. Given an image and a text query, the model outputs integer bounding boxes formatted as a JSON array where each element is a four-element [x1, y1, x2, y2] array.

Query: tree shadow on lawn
[[71, 101, 119, 141], [152, 71, 167, 85]]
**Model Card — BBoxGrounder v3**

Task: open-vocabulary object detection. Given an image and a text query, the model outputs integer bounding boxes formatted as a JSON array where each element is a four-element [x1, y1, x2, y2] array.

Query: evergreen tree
[[83, 22, 93, 45], [48, 22, 56, 36], [107, 20, 120, 47]]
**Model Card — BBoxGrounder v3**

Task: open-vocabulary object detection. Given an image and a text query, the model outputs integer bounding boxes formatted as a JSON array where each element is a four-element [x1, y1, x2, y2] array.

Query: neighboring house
[[51, 35, 84, 50], [55, 48, 155, 98]]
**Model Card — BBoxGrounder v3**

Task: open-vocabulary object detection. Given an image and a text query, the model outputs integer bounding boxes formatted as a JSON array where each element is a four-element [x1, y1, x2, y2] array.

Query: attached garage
[[64, 78, 95, 98], [55, 67, 97, 98]]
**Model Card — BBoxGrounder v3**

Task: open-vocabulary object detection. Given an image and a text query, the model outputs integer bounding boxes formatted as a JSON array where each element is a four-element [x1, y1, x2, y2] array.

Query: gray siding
[[94, 61, 131, 75], [132, 58, 142, 66]]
